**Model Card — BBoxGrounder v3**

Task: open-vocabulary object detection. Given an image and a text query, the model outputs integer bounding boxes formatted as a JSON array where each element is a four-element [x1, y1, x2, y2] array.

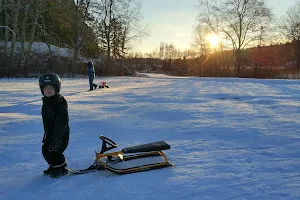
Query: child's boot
[[43, 165, 53, 175], [50, 164, 68, 178]]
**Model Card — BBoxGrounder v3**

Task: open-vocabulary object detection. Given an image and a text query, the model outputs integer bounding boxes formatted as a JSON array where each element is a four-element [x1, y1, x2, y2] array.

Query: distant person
[[87, 61, 97, 90], [39, 73, 70, 178]]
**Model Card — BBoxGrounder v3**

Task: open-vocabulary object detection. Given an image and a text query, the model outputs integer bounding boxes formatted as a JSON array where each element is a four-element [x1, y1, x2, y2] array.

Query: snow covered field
[[1, 74, 300, 200]]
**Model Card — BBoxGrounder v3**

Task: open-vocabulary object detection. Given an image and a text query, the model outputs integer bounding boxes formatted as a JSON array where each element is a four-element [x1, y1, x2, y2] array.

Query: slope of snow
[[1, 74, 300, 200], [0, 42, 74, 57]]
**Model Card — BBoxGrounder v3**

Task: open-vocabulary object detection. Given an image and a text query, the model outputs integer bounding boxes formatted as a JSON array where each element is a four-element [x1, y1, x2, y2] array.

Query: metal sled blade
[[107, 151, 173, 174], [66, 167, 99, 174], [97, 150, 172, 174]]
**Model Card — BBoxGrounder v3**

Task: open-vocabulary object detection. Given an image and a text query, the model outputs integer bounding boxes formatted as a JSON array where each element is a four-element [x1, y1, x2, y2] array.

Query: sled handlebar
[[99, 135, 118, 153]]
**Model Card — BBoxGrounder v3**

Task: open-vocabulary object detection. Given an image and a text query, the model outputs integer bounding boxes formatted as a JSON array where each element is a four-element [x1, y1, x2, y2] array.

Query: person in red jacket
[[39, 73, 70, 178]]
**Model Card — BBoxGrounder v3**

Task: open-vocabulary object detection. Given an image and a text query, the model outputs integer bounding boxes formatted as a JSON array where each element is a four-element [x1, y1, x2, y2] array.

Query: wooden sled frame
[[94, 135, 172, 174]]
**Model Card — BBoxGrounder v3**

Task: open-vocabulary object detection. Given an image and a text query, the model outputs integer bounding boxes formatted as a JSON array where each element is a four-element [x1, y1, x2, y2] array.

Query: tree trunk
[[297, 39, 300, 71], [19, 2, 31, 73], [0, 0, 3, 77], [24, 0, 41, 77], [9, 0, 22, 75], [3, 0, 10, 77], [71, 0, 82, 77], [105, 0, 113, 69], [235, 49, 241, 77]]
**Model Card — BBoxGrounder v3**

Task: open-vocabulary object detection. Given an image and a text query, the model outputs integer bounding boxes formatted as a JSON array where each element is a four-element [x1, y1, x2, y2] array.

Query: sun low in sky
[[206, 34, 219, 48]]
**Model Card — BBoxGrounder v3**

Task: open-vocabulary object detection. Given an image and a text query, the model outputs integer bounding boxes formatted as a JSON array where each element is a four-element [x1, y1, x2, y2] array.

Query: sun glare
[[207, 34, 219, 48]]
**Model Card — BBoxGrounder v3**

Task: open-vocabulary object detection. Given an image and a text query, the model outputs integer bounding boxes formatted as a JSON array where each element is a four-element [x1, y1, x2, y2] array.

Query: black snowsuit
[[41, 94, 69, 168]]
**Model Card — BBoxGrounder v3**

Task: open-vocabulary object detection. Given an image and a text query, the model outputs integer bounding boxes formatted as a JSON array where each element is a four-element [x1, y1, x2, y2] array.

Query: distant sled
[[98, 82, 109, 88], [67, 135, 173, 175]]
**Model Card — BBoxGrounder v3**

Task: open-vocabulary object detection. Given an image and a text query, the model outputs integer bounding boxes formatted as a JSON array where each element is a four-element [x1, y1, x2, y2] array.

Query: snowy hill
[[1, 74, 300, 200], [0, 41, 74, 58]]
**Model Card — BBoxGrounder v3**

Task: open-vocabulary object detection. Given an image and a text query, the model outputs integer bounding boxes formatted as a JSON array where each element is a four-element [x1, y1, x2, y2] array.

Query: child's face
[[43, 85, 55, 97]]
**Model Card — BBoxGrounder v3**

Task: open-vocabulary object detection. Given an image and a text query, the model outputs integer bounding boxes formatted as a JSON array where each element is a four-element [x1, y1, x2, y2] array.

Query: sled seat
[[122, 141, 170, 154]]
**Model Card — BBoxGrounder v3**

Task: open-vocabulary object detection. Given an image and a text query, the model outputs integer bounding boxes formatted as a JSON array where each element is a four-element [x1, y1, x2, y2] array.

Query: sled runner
[[67, 135, 172, 175]]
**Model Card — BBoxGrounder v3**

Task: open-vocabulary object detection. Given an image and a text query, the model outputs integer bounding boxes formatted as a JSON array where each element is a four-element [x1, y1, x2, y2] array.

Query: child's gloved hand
[[49, 139, 61, 152]]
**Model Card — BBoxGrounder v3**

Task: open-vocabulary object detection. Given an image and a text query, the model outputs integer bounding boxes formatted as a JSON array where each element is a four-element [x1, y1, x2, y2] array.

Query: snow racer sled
[[67, 135, 172, 175], [99, 81, 109, 88]]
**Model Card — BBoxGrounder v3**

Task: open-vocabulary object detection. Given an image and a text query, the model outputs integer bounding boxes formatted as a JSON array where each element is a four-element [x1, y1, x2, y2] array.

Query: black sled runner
[[67, 135, 172, 175]]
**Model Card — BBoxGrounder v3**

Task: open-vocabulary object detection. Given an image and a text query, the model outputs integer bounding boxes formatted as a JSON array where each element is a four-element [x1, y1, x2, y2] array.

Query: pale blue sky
[[134, 0, 298, 53]]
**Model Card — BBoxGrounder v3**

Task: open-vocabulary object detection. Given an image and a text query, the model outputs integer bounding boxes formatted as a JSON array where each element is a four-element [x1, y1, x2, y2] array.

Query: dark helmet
[[39, 73, 61, 95], [87, 61, 93, 67]]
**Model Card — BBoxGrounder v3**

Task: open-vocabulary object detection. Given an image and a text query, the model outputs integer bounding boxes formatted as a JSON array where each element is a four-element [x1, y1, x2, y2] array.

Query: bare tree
[[93, 0, 148, 74], [280, 1, 300, 71], [192, 24, 210, 57], [69, 0, 95, 75], [95, 0, 114, 68], [18, 0, 35, 72], [159, 42, 165, 59], [118, 0, 149, 56], [0, 0, 43, 77], [72, 0, 86, 75], [108, 0, 149, 75], [1, 0, 10, 76], [196, 0, 272, 76], [8, 0, 21, 71]]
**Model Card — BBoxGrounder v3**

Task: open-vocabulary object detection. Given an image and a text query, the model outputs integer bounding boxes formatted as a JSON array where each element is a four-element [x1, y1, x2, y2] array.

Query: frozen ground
[[1, 74, 300, 200]]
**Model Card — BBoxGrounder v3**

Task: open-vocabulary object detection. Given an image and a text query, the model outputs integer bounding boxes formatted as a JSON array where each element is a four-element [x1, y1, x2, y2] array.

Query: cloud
[[166, 24, 173, 28]]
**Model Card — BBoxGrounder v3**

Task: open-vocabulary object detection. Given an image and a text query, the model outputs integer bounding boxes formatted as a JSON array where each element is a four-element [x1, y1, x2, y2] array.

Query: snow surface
[[1, 74, 300, 200], [0, 42, 74, 58]]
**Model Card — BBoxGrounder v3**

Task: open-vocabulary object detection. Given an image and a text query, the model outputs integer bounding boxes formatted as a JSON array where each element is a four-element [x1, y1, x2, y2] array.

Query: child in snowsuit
[[39, 73, 70, 178], [87, 61, 97, 90]]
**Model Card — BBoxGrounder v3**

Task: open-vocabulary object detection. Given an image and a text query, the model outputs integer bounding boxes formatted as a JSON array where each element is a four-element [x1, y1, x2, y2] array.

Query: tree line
[[0, 0, 147, 77]]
